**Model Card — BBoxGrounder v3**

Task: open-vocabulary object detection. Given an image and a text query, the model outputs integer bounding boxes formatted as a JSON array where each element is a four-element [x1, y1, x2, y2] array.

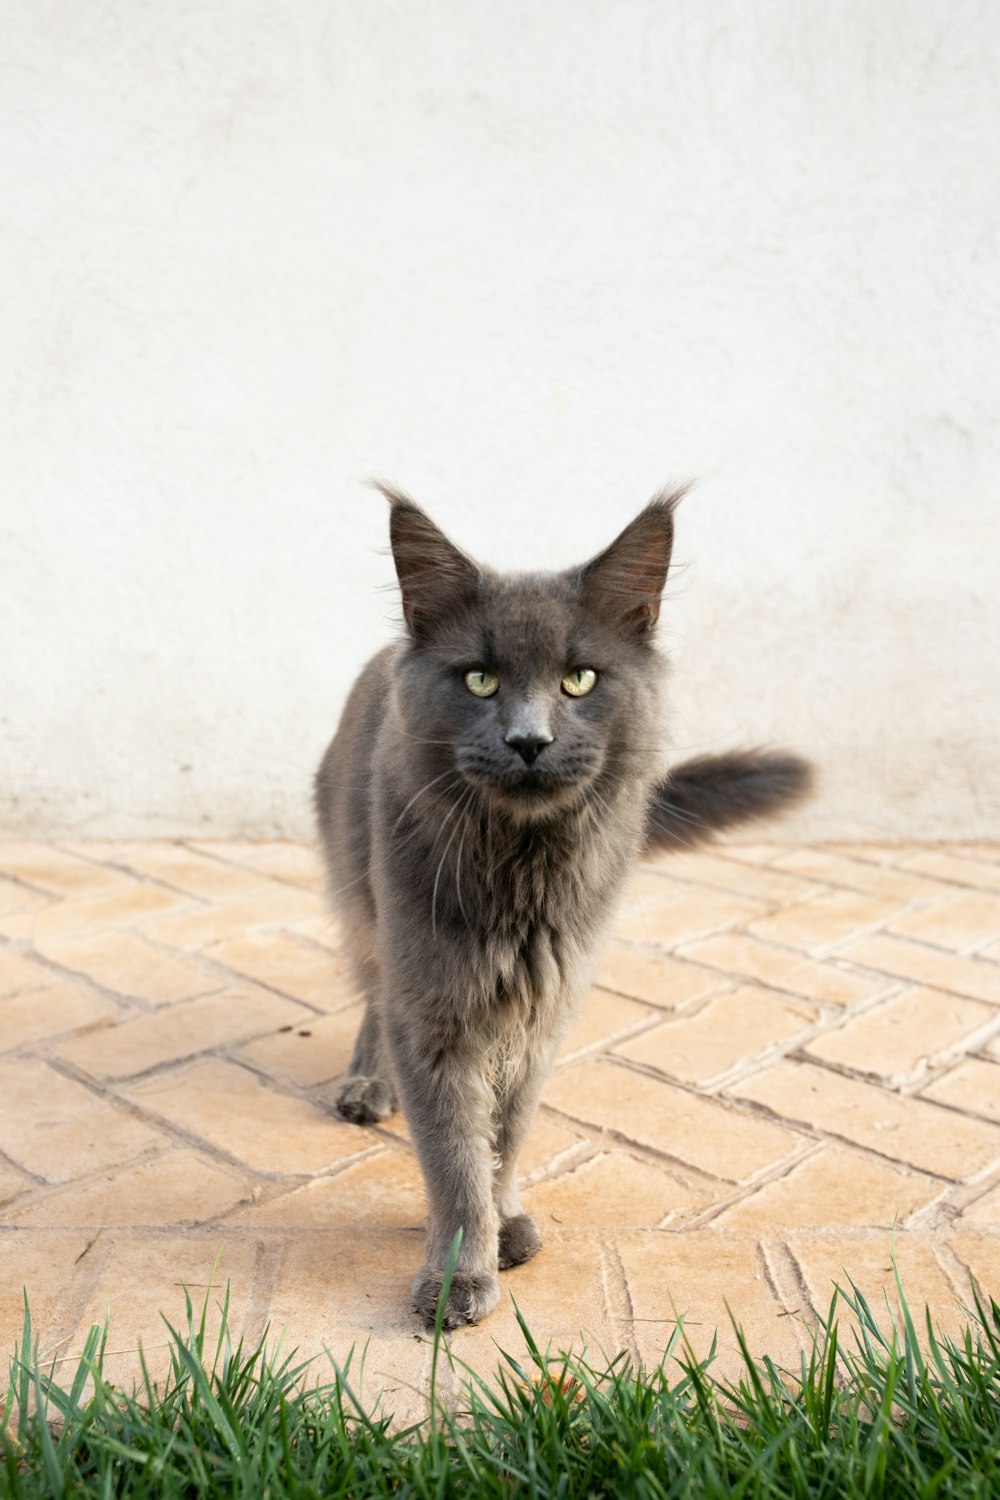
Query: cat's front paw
[[498, 1213, 542, 1269], [335, 1074, 397, 1125], [411, 1266, 501, 1330]]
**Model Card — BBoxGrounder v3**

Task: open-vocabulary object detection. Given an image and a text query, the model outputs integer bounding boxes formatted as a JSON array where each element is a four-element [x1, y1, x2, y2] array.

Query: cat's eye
[[464, 669, 499, 698], [561, 668, 597, 698]]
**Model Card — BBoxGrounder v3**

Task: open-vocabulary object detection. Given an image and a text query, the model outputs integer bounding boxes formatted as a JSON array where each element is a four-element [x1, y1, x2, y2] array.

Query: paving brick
[[0, 876, 50, 916], [710, 843, 784, 865], [921, 1058, 1000, 1124], [56, 986, 308, 1079], [0, 1058, 166, 1182], [731, 1060, 1000, 1180], [616, 985, 822, 1085], [901, 851, 1000, 893], [890, 889, 1000, 953], [34, 929, 220, 1006], [65, 1235, 259, 1393], [0, 845, 126, 899], [618, 1232, 807, 1376], [770, 847, 950, 903], [677, 932, 896, 1006], [195, 840, 323, 889], [232, 1147, 425, 1230], [594, 946, 727, 1009], [0, 1162, 31, 1206], [959, 1181, 1000, 1227], [0, 980, 119, 1052], [517, 1109, 594, 1179], [748, 890, 904, 955], [238, 1003, 365, 1087], [0, 883, 196, 943], [0, 1230, 98, 1360], [138, 885, 320, 951], [949, 1232, 1000, 1314], [613, 885, 765, 948], [3, 947, 46, 1015], [559, 988, 653, 1059], [789, 1235, 966, 1339], [205, 929, 356, 1006], [5, 1149, 251, 1227], [544, 1060, 803, 1181], [119, 1058, 378, 1175], [525, 1150, 715, 1229], [644, 849, 820, 904], [804, 988, 997, 1085], [107, 843, 272, 901], [839, 933, 1000, 1006], [716, 1146, 942, 1230]]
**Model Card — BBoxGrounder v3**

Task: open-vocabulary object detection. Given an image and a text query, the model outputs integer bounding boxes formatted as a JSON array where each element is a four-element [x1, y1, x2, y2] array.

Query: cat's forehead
[[465, 571, 584, 664]]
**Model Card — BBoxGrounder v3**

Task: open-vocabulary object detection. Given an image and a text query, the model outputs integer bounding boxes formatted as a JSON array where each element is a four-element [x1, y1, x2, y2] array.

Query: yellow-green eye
[[561, 668, 597, 698], [464, 669, 499, 698]]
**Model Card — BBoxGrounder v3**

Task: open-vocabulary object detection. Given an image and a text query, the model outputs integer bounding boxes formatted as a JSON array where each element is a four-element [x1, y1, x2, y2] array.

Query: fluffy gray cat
[[315, 487, 811, 1329]]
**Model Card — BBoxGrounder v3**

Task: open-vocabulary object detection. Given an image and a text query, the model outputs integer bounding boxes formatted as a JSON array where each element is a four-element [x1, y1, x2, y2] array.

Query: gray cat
[[315, 487, 811, 1329]]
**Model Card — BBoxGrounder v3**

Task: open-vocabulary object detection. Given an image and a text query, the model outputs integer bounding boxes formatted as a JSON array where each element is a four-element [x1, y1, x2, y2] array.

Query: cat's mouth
[[458, 755, 598, 816]]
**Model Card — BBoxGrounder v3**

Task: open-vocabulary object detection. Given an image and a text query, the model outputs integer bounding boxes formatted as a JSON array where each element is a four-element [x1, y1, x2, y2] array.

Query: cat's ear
[[378, 484, 479, 640], [580, 486, 686, 638]]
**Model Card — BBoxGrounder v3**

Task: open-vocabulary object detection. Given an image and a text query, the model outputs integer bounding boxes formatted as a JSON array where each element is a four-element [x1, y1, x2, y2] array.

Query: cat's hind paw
[[412, 1267, 500, 1330], [498, 1213, 542, 1269], [334, 1074, 397, 1125]]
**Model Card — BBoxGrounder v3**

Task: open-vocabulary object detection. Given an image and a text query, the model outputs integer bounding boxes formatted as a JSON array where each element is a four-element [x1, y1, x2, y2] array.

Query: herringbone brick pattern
[[1, 838, 999, 1416]]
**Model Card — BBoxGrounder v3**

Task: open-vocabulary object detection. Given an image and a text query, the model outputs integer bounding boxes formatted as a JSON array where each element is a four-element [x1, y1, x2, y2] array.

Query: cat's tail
[[644, 749, 814, 853]]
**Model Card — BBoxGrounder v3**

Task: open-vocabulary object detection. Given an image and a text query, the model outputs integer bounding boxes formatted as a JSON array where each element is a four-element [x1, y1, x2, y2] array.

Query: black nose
[[505, 733, 553, 765]]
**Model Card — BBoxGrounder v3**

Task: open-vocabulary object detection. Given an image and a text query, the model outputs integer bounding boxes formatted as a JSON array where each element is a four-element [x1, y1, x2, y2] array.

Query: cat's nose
[[505, 732, 554, 765]]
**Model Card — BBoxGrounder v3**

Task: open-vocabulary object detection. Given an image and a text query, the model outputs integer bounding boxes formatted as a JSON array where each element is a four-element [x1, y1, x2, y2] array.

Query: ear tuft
[[580, 484, 688, 638]]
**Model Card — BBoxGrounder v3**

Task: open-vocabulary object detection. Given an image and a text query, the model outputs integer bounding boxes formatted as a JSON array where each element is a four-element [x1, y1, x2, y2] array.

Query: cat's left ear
[[580, 486, 686, 638], [377, 484, 480, 640]]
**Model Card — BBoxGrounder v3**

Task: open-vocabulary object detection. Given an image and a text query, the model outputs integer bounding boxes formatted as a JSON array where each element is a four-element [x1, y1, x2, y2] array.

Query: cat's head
[[383, 485, 683, 819]]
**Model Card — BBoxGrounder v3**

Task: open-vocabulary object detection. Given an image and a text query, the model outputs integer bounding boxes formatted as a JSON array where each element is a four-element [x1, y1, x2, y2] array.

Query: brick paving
[[1, 838, 999, 1417]]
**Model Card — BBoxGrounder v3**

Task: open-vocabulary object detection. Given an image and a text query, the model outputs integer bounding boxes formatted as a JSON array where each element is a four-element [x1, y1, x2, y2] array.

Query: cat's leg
[[334, 951, 398, 1125], [492, 1039, 557, 1270], [388, 1031, 501, 1329]]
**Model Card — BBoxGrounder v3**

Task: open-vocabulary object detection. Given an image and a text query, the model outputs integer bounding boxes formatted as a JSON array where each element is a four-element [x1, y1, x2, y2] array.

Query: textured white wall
[[3, 1, 999, 839]]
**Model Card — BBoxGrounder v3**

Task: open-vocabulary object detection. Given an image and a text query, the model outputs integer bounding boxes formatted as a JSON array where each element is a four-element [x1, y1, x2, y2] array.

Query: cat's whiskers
[[389, 768, 461, 838], [431, 783, 478, 938]]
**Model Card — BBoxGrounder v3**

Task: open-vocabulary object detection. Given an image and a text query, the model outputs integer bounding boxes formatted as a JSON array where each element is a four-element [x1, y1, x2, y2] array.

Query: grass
[[2, 1244, 999, 1498]]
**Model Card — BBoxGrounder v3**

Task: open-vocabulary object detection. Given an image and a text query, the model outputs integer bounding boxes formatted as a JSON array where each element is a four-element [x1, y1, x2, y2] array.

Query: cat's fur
[[314, 487, 811, 1328]]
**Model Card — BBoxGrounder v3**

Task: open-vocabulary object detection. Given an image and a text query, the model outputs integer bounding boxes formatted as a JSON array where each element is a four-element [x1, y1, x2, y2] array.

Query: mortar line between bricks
[[49, 842, 251, 905], [783, 1045, 1000, 1112], [600, 1238, 639, 1366]]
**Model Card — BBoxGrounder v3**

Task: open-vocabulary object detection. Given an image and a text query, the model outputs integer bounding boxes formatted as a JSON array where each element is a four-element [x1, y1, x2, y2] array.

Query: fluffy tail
[[644, 749, 814, 854]]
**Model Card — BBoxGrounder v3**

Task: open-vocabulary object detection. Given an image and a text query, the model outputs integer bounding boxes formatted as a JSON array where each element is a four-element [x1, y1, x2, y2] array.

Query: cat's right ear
[[378, 485, 480, 640]]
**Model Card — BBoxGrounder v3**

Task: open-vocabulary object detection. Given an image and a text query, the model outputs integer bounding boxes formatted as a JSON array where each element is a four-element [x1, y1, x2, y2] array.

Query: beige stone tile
[[138, 885, 320, 951], [559, 988, 653, 1060], [985, 1031, 1000, 1060], [544, 1060, 802, 1181], [0, 980, 119, 1052], [519, 1109, 594, 1180], [805, 988, 997, 1086], [618, 1232, 806, 1376], [0, 1058, 167, 1182], [613, 885, 765, 948], [0, 1231, 97, 1357], [678, 932, 895, 1007], [525, 1150, 714, 1229], [946, 844, 1000, 864], [643, 849, 821, 904], [731, 1060, 1000, 1180], [119, 1058, 378, 1175], [901, 851, 1000, 893], [839, 933, 1000, 1006], [921, 1058, 1000, 1125], [107, 843, 273, 901], [211, 841, 323, 889], [0, 1161, 32, 1206], [34, 929, 220, 1006], [0, 883, 196, 943], [890, 890, 1000, 954], [0, 845, 127, 898], [958, 1181, 1000, 1227], [0, 876, 50, 916], [206, 929, 357, 1007], [826, 843, 915, 866], [6, 1149, 251, 1227], [771, 847, 950, 903], [66, 1235, 259, 1391], [789, 1235, 966, 1339], [233, 1148, 426, 1230], [594, 946, 727, 1009], [716, 1146, 942, 1230], [949, 1232, 1000, 1315], [239, 1004, 364, 1087], [0, 947, 53, 997], [616, 985, 821, 1086], [56, 986, 308, 1079], [747, 890, 904, 956], [709, 843, 784, 865]]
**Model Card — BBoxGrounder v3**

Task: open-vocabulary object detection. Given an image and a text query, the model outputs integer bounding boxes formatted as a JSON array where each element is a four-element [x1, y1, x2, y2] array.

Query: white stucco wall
[[3, 1, 999, 840]]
